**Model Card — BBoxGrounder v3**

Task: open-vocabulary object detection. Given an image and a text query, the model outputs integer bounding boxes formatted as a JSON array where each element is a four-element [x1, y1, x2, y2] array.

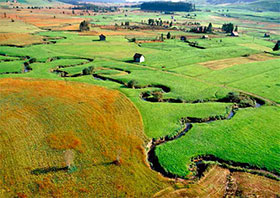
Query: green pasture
[[0, 60, 24, 73], [0, 8, 279, 181], [156, 106, 280, 177]]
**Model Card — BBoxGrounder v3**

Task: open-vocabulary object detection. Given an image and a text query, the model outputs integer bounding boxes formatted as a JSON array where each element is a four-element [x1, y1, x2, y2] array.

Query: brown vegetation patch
[[1, 8, 84, 29], [0, 78, 168, 197], [200, 53, 278, 70], [154, 165, 229, 198], [47, 132, 82, 151], [232, 172, 280, 197], [0, 33, 43, 45], [154, 165, 280, 198]]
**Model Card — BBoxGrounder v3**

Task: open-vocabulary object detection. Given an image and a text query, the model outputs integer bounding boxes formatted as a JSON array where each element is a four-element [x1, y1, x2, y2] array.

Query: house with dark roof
[[99, 34, 106, 41], [133, 53, 145, 63], [264, 33, 270, 38]]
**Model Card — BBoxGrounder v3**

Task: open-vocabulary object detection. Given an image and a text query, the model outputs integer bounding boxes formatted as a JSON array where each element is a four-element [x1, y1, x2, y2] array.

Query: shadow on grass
[[124, 60, 135, 63], [31, 167, 68, 175], [94, 160, 120, 166]]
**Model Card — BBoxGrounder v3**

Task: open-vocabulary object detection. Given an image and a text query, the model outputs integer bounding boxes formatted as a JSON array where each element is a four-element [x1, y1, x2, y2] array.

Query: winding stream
[[0, 45, 278, 181]]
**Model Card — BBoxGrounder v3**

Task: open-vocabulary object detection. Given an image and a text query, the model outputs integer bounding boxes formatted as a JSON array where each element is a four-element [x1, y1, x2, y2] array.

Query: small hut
[[264, 33, 270, 38], [133, 53, 145, 63], [231, 32, 239, 37], [99, 34, 106, 41], [201, 35, 209, 39]]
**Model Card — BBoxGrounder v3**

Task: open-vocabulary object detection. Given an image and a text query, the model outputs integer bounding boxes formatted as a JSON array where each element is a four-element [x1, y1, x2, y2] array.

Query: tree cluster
[[72, 3, 118, 12], [190, 23, 213, 33], [222, 23, 237, 33], [141, 2, 195, 12]]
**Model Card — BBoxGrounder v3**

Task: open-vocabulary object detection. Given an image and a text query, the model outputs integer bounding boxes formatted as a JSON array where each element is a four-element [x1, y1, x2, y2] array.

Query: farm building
[[180, 36, 187, 41], [201, 35, 209, 39], [231, 32, 239, 37], [99, 34, 106, 41], [273, 40, 280, 51], [264, 33, 270, 38], [134, 53, 145, 63]]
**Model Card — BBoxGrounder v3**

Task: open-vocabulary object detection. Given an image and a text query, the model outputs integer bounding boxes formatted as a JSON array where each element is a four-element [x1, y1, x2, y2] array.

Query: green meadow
[[0, 5, 279, 193]]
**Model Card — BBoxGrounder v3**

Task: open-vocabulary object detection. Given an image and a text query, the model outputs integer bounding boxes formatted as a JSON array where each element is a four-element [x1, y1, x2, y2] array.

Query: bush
[[79, 20, 90, 32], [127, 80, 138, 89], [152, 91, 163, 102], [82, 66, 95, 75]]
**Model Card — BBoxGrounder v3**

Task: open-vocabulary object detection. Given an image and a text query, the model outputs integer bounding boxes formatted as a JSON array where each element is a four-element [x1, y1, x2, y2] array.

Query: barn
[[99, 34, 106, 41], [133, 53, 145, 63], [231, 32, 239, 37]]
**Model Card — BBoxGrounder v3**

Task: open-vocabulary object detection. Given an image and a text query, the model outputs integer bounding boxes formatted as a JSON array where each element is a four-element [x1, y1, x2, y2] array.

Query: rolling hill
[[246, 0, 280, 12], [0, 78, 167, 197]]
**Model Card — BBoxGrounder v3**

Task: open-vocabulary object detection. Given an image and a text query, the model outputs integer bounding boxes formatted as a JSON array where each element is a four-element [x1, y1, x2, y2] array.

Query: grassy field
[[0, 4, 279, 197], [0, 60, 25, 73], [0, 78, 168, 197], [156, 106, 280, 177]]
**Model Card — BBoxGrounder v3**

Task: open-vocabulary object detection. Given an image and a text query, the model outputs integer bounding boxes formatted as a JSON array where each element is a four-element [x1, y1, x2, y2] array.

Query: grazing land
[[0, 78, 168, 197], [0, 0, 279, 197]]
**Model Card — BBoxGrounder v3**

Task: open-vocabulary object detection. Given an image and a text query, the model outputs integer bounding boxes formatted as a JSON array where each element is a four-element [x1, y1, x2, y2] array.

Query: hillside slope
[[0, 78, 167, 197], [0, 0, 62, 6], [246, 0, 280, 12]]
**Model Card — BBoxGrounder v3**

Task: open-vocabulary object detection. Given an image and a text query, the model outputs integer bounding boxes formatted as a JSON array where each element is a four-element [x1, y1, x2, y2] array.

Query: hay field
[[0, 78, 168, 197], [0, 33, 43, 46], [200, 53, 277, 70]]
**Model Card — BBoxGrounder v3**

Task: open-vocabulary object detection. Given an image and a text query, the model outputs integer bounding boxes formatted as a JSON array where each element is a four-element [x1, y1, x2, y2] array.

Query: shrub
[[82, 66, 95, 75], [79, 20, 90, 32], [127, 80, 138, 89], [152, 91, 163, 102]]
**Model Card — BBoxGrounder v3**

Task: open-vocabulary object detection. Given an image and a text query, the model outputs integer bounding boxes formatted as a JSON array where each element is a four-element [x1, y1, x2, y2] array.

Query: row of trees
[[147, 19, 173, 27], [190, 23, 213, 33], [140, 2, 195, 12], [72, 4, 118, 13]]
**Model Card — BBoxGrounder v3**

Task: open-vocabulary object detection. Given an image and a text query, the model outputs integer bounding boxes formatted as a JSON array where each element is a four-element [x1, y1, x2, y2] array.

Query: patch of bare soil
[[200, 53, 278, 70]]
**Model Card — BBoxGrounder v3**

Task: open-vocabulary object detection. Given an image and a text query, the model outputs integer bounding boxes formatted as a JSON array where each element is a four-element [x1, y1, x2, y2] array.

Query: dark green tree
[[222, 23, 234, 33], [273, 41, 280, 51], [82, 66, 95, 75], [206, 23, 213, 33], [167, 32, 171, 39], [127, 80, 138, 89], [79, 20, 90, 32], [160, 34, 164, 41]]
